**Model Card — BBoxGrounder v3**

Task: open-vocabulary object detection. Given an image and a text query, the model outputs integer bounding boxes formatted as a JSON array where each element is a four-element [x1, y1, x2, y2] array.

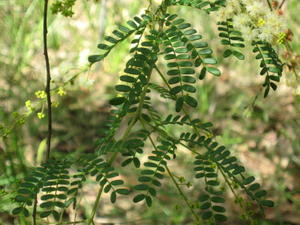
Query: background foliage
[[0, 0, 300, 224]]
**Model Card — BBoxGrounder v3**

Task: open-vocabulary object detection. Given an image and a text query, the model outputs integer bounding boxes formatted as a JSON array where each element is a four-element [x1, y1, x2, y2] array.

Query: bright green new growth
[[13, 0, 283, 224]]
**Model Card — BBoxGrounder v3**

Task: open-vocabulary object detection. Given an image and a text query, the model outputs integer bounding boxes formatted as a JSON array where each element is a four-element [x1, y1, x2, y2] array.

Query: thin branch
[[87, 82, 150, 224], [33, 1, 52, 223], [165, 165, 202, 224], [43, 0, 52, 161], [32, 198, 38, 225], [87, 117, 138, 225], [266, 0, 273, 10], [279, 0, 287, 9], [143, 127, 202, 224]]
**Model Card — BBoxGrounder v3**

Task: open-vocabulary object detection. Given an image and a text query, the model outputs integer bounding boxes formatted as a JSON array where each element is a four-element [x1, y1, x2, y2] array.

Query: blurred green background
[[0, 0, 300, 224]]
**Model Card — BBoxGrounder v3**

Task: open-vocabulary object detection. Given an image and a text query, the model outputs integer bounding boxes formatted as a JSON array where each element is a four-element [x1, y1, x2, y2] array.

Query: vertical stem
[[43, 0, 52, 161], [33, 1, 52, 223], [32, 198, 37, 225], [165, 166, 202, 224], [87, 116, 139, 225], [139, 120, 201, 224], [87, 55, 154, 224], [87, 185, 104, 224]]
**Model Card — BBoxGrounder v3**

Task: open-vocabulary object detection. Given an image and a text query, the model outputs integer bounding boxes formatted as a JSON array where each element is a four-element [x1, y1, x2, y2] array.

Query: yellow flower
[[205, 132, 214, 139], [276, 32, 286, 44], [37, 112, 45, 119], [25, 100, 32, 111], [57, 87, 66, 96], [257, 18, 265, 27], [52, 101, 59, 107], [35, 90, 47, 99]]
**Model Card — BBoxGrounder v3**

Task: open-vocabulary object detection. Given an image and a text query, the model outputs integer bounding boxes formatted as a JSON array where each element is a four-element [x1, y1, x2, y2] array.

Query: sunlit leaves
[[217, 20, 245, 60], [170, 0, 226, 13], [252, 41, 283, 97], [162, 14, 221, 112], [84, 156, 129, 204], [133, 138, 176, 207], [88, 15, 151, 64], [194, 155, 227, 224], [12, 160, 73, 220]]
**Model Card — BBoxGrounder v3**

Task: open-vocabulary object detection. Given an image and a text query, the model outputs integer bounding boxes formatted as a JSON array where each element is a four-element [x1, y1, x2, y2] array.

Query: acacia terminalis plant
[[12, 0, 290, 224]]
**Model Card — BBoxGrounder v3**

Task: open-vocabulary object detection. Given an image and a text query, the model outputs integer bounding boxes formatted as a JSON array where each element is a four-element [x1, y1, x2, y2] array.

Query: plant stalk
[[32, 1, 52, 223], [279, 0, 287, 9], [87, 84, 150, 224], [165, 166, 202, 224], [43, 0, 52, 162], [266, 0, 273, 10], [144, 128, 202, 224]]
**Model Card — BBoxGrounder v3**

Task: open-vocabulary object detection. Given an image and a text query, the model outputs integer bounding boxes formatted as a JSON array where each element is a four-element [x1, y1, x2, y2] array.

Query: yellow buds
[[25, 100, 32, 111], [276, 32, 286, 44], [257, 18, 266, 27], [52, 101, 59, 107], [35, 90, 47, 99], [57, 87, 66, 96], [37, 112, 45, 119]]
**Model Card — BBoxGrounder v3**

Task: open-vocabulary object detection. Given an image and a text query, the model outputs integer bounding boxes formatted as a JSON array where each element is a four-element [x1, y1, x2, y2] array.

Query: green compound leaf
[[40, 210, 52, 218], [184, 95, 198, 108], [145, 195, 152, 207], [232, 50, 245, 60], [109, 97, 126, 105], [88, 54, 105, 63], [202, 210, 213, 220], [175, 96, 184, 112], [214, 213, 228, 222], [110, 191, 117, 203], [12, 207, 23, 215], [206, 67, 221, 76], [116, 189, 130, 195], [223, 49, 232, 58], [260, 200, 274, 207], [133, 194, 145, 203]]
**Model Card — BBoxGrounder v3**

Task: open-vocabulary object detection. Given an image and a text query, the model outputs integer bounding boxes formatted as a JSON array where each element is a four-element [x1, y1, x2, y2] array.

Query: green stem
[[146, 66, 264, 215], [32, 198, 38, 225], [154, 64, 172, 90], [165, 165, 202, 224], [48, 221, 87, 224], [155, 65, 207, 137], [87, 185, 104, 224], [87, 117, 137, 225], [141, 120, 201, 224], [88, 79, 152, 225]]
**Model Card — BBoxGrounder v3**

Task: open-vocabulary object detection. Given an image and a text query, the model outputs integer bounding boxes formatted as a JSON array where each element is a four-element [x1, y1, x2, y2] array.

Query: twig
[[266, 0, 273, 10], [165, 165, 202, 224], [279, 0, 287, 9], [143, 126, 202, 224], [32, 1, 52, 223], [43, 0, 52, 161], [32, 198, 38, 225]]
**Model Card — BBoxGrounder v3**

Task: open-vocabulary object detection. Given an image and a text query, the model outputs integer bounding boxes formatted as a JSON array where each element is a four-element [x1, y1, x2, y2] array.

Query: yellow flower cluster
[[217, 0, 287, 44], [25, 86, 66, 120], [37, 112, 45, 119], [25, 100, 32, 112], [35, 90, 47, 99], [57, 87, 66, 96]]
